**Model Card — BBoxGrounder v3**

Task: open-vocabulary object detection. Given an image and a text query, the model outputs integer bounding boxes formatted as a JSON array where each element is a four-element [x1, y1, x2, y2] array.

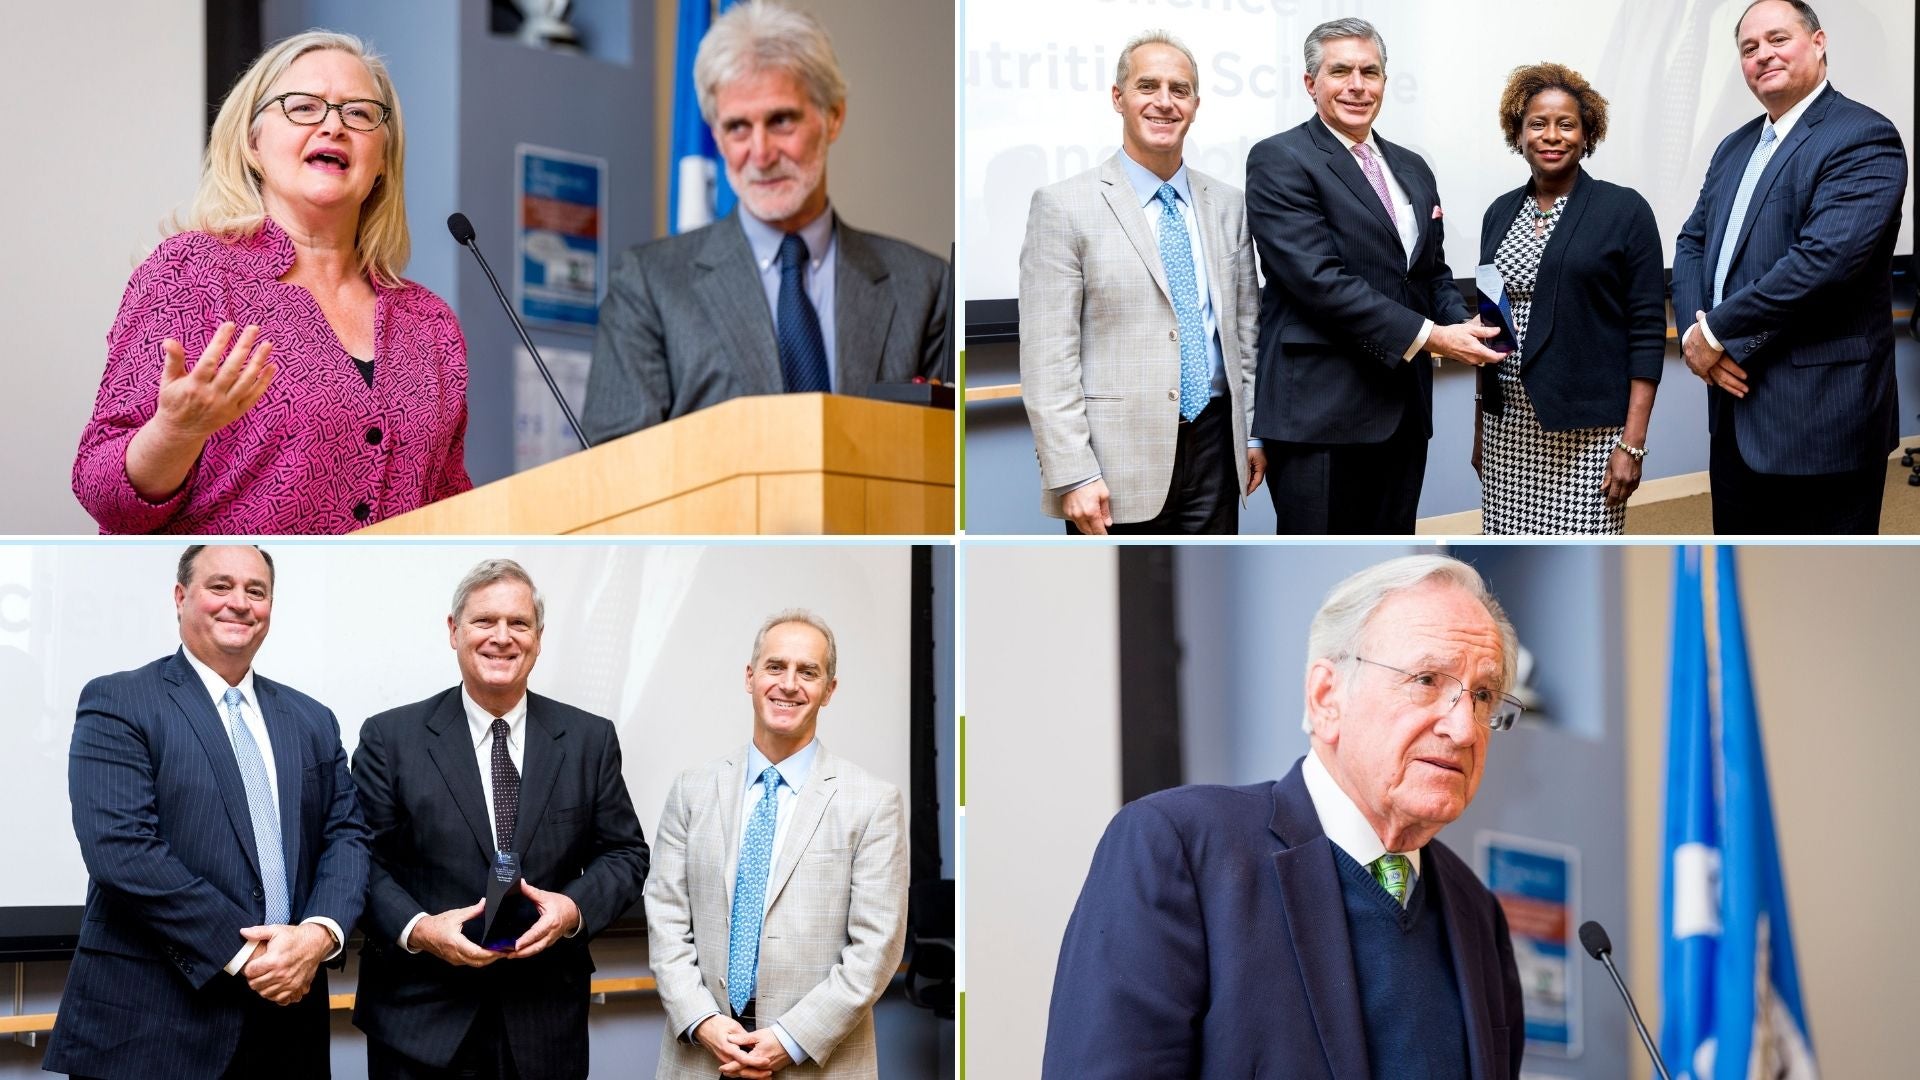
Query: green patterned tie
[[1371, 853, 1413, 906]]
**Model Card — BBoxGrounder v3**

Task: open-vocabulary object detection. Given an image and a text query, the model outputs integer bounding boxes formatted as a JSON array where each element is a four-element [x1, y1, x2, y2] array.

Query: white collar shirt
[[1303, 747, 1423, 880]]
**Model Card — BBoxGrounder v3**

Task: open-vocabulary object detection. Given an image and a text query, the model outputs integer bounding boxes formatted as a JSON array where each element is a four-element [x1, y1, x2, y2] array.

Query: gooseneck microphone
[[1578, 920, 1672, 1080], [446, 212, 591, 451]]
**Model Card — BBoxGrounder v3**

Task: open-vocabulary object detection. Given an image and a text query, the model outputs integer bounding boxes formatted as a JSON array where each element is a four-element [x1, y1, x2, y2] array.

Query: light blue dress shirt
[[738, 208, 839, 390], [1117, 151, 1228, 400]]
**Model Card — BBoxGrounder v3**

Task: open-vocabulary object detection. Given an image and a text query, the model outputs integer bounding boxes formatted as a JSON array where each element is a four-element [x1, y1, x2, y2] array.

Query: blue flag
[[1661, 547, 1817, 1079], [667, 0, 737, 232]]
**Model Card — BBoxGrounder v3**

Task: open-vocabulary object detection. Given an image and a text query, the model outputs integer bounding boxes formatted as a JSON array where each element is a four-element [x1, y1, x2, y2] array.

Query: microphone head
[[1578, 920, 1612, 959], [446, 212, 476, 245]]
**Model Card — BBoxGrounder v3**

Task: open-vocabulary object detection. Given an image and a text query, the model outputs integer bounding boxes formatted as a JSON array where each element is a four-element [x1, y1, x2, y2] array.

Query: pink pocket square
[[1431, 204, 1445, 221]]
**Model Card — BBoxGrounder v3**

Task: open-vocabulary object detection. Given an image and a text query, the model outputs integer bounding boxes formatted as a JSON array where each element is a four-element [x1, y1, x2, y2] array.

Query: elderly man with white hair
[[1043, 554, 1527, 1078], [582, 0, 951, 443]]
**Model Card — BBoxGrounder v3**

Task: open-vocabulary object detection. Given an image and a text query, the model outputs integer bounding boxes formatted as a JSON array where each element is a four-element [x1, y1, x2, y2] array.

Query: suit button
[[1167, 390, 1177, 401], [1168, 330, 1177, 341], [365, 426, 383, 445], [253, 887, 264, 899], [353, 501, 371, 522]]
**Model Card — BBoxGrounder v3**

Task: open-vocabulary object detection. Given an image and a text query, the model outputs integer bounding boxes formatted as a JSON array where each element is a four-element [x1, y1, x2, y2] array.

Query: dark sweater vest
[[1334, 848, 1471, 1080]]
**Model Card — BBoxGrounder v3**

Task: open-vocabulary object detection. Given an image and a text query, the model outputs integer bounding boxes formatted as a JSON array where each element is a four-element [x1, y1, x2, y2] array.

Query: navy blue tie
[[777, 233, 830, 393]]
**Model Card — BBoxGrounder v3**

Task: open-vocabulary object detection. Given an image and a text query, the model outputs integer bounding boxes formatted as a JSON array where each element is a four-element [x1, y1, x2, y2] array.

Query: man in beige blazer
[[1019, 29, 1261, 534], [647, 610, 908, 1079]]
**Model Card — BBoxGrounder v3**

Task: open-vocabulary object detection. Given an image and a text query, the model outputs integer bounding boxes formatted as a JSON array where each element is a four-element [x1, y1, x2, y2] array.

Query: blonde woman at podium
[[72, 30, 472, 534]]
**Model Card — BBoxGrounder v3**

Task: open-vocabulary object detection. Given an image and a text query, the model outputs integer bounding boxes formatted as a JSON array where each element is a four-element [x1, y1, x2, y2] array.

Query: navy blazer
[[1247, 118, 1470, 445], [1042, 758, 1523, 1079], [351, 687, 650, 1079], [45, 649, 369, 1080], [1478, 168, 1667, 431], [1672, 85, 1907, 474]]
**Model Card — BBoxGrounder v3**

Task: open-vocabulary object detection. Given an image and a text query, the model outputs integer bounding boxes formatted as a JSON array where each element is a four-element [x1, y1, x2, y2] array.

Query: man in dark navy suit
[[1673, 0, 1908, 533], [46, 545, 370, 1080], [1043, 556, 1526, 1078], [1245, 18, 1507, 534], [351, 558, 649, 1080]]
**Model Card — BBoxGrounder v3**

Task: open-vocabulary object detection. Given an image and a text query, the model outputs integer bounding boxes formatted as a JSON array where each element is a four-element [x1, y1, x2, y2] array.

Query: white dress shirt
[[682, 738, 821, 1063], [1317, 116, 1435, 360], [1302, 748, 1423, 881], [180, 647, 344, 974], [1696, 80, 1829, 353]]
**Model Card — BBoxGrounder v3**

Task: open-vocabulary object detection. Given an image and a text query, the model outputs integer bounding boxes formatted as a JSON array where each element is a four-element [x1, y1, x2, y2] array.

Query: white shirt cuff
[[302, 916, 345, 962], [773, 1021, 809, 1064], [225, 940, 257, 976], [1695, 317, 1725, 352], [400, 911, 429, 953], [1404, 319, 1434, 362]]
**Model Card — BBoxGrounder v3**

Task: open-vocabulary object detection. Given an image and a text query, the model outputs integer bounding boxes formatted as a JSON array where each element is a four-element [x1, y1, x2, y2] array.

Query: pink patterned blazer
[[73, 218, 472, 534]]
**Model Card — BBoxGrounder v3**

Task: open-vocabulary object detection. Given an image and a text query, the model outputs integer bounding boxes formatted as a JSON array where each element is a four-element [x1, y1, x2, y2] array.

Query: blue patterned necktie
[[1712, 122, 1778, 305], [1155, 182, 1209, 422], [223, 687, 289, 925], [728, 765, 783, 1014], [776, 233, 830, 393], [1371, 852, 1413, 907]]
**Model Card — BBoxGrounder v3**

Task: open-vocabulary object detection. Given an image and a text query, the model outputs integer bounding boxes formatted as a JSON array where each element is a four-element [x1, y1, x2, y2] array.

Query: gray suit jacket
[[646, 741, 908, 1079], [583, 212, 952, 443], [1018, 154, 1257, 524]]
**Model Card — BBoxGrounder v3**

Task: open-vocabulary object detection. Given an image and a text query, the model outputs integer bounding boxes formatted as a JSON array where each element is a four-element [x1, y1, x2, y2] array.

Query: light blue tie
[[728, 766, 782, 1014], [1712, 122, 1779, 305], [222, 687, 288, 925], [1155, 182, 1210, 422]]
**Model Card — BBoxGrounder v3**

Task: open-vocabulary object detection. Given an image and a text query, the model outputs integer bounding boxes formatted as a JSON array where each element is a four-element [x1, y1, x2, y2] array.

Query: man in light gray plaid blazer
[[1018, 29, 1261, 534], [647, 610, 909, 1079]]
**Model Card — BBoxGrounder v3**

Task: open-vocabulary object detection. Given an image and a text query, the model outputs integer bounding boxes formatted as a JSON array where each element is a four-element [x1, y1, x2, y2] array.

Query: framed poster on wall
[[514, 144, 607, 331]]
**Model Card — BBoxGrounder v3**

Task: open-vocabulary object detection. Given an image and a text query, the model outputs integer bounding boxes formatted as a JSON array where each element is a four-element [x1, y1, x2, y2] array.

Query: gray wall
[[964, 333, 1920, 533], [1172, 544, 1630, 1080]]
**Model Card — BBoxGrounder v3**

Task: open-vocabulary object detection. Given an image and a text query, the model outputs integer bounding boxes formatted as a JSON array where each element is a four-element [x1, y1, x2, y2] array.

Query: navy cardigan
[[1477, 166, 1667, 431]]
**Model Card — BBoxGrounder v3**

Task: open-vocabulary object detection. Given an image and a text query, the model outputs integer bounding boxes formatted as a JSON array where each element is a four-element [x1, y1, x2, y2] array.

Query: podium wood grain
[[362, 394, 955, 534]]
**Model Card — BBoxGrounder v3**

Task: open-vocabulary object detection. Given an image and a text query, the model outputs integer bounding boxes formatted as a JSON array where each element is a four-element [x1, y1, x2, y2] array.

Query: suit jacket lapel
[[1725, 90, 1831, 274], [513, 698, 566, 856], [425, 691, 495, 862], [720, 748, 748, 901], [254, 678, 305, 902], [1190, 175, 1232, 334], [1313, 120, 1401, 250], [764, 745, 839, 911], [1435, 853, 1499, 1080], [833, 224, 896, 397], [166, 650, 264, 886], [693, 213, 783, 391], [1098, 154, 1172, 304], [1269, 765, 1371, 1078], [1378, 135, 1427, 259]]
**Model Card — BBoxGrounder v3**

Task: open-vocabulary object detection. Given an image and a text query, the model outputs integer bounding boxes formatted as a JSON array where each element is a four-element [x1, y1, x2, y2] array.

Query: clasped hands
[[237, 921, 334, 1005], [405, 879, 582, 968], [695, 1014, 795, 1079], [1682, 310, 1749, 397]]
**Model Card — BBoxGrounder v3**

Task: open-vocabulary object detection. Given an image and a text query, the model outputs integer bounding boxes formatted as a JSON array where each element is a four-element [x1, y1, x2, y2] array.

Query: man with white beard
[[582, 0, 951, 442]]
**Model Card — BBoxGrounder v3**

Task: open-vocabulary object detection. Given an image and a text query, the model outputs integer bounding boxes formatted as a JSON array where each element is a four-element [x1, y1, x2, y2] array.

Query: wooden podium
[[361, 394, 954, 534]]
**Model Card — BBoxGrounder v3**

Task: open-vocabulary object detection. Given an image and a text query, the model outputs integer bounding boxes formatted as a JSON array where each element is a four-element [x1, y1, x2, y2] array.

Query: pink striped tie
[[1351, 143, 1397, 221]]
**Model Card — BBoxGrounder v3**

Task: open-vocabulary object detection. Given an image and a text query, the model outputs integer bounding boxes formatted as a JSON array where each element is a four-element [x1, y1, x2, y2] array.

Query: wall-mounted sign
[[515, 144, 607, 331], [1478, 832, 1581, 1057]]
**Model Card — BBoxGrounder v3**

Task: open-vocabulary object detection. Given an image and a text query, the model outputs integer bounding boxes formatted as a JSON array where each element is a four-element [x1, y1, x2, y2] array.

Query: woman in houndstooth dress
[[1475, 64, 1667, 535]]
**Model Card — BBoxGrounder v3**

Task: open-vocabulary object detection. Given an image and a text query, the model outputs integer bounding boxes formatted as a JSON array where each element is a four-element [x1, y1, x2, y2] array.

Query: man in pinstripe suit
[[1673, 0, 1908, 533], [647, 610, 908, 1079], [1019, 30, 1263, 535], [45, 545, 370, 1080]]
